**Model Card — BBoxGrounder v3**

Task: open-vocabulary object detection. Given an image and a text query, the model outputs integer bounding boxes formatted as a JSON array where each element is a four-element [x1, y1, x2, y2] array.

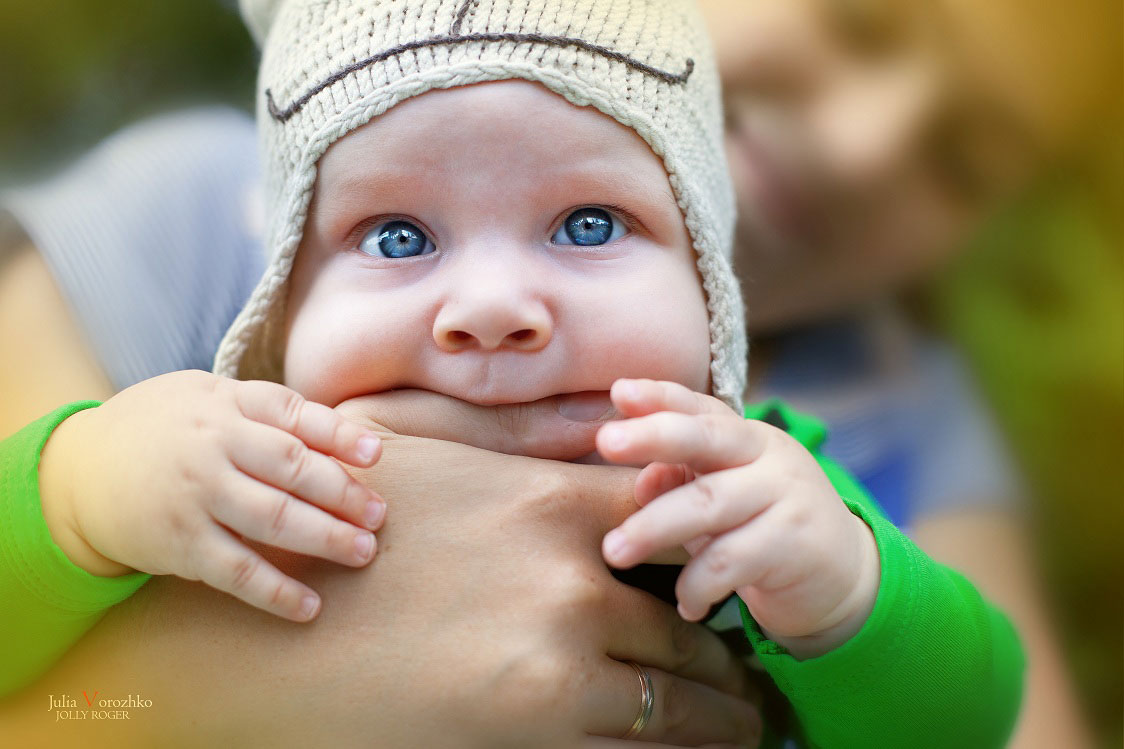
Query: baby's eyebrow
[[537, 168, 680, 214]]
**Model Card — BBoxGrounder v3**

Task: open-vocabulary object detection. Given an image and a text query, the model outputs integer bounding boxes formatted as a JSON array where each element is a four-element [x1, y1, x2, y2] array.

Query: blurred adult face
[[700, 0, 1110, 332]]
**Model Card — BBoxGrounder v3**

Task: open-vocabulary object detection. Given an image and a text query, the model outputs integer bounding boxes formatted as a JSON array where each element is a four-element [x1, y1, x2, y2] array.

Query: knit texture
[[217, 0, 747, 409]]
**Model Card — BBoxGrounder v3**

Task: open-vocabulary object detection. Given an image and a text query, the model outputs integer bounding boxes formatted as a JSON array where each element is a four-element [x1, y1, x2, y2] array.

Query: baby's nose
[[432, 297, 553, 352]]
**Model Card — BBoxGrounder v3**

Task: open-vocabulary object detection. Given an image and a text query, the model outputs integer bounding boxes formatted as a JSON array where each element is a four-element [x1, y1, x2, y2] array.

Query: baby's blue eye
[[359, 220, 433, 258], [552, 208, 627, 247]]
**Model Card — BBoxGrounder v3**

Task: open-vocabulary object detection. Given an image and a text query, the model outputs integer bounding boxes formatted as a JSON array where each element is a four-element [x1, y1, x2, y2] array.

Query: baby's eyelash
[[548, 203, 645, 242], [344, 214, 432, 249], [595, 203, 644, 233]]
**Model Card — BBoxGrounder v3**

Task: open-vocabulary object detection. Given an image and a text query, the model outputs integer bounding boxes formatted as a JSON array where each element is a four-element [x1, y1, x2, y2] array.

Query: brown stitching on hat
[[265, 32, 694, 123], [450, 0, 476, 36]]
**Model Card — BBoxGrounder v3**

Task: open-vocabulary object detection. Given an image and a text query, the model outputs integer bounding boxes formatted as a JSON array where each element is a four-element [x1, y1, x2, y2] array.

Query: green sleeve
[[741, 401, 1025, 748], [0, 402, 151, 698]]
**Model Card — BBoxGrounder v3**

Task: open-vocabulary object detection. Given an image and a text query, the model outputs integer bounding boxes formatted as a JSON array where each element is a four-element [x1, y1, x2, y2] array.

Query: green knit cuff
[[0, 401, 151, 613]]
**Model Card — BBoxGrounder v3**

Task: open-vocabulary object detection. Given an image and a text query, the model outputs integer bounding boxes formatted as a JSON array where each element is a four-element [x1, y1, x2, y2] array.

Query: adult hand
[[3, 389, 762, 748]]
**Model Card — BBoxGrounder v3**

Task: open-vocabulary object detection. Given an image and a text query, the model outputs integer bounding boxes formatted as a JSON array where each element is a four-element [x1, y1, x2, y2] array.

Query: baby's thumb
[[335, 389, 614, 461]]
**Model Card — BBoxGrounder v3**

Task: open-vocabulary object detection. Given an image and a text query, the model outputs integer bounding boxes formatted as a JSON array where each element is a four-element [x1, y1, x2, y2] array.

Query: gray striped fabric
[[2, 107, 265, 391]]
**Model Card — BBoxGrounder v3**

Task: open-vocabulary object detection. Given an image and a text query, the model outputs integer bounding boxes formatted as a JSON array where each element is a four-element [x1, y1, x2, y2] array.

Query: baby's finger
[[598, 411, 769, 474], [228, 422, 385, 531], [675, 522, 777, 622], [234, 379, 381, 467], [194, 526, 323, 622], [604, 467, 773, 569], [683, 534, 713, 557], [212, 472, 377, 569], [610, 378, 733, 419], [634, 462, 692, 507]]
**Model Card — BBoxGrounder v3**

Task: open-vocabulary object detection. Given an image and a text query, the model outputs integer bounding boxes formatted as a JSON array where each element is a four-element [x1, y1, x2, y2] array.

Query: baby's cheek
[[581, 294, 711, 394], [282, 319, 388, 407]]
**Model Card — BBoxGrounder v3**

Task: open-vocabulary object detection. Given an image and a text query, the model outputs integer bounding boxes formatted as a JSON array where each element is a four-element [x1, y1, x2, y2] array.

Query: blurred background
[[0, 0, 255, 181], [0, 0, 1120, 745]]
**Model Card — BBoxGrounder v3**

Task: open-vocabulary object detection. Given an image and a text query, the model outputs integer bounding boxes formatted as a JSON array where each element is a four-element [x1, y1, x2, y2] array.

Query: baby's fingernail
[[356, 435, 380, 463], [558, 394, 614, 421], [300, 595, 320, 621], [603, 529, 630, 562], [364, 499, 385, 529], [616, 380, 640, 400], [355, 532, 375, 562], [599, 425, 629, 451]]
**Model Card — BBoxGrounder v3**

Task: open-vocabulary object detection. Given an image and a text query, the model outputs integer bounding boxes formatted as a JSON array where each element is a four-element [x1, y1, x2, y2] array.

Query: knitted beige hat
[[216, 0, 747, 410]]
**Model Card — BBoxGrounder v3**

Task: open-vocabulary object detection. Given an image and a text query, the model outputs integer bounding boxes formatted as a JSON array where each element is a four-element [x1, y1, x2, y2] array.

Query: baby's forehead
[[312, 82, 681, 220], [318, 82, 669, 184]]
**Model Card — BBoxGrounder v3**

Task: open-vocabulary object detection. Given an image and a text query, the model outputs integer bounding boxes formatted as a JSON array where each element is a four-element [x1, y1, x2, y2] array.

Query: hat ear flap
[[239, 0, 285, 46]]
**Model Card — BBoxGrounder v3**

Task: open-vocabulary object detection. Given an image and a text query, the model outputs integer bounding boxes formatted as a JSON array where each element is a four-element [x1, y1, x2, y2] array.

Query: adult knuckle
[[509, 403, 532, 441], [493, 406, 523, 446], [669, 617, 700, 670], [498, 652, 573, 716], [549, 559, 602, 611], [514, 468, 573, 519], [659, 675, 690, 737], [732, 701, 764, 744]]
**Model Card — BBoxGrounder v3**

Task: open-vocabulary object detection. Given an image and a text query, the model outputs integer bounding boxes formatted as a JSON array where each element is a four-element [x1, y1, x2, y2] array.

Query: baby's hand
[[596, 379, 880, 658], [39, 370, 386, 622]]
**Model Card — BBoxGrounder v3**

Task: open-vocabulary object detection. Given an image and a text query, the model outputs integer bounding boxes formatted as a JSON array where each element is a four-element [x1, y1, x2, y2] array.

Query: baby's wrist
[[38, 409, 134, 578], [764, 515, 881, 660]]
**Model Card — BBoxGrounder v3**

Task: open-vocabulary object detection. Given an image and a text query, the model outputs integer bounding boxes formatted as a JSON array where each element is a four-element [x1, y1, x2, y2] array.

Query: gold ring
[[621, 661, 654, 739]]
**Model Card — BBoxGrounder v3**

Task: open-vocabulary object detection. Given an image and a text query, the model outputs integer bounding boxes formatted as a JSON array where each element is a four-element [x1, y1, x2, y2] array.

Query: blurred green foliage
[[933, 142, 1124, 746], [0, 0, 256, 182]]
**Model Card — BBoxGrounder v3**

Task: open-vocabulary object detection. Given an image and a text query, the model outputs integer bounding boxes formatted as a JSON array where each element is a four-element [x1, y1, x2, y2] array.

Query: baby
[[25, 0, 1022, 744], [38, 0, 875, 649]]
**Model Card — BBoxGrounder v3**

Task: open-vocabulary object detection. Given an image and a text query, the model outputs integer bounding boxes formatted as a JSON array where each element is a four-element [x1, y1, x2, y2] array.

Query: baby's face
[[283, 81, 711, 408]]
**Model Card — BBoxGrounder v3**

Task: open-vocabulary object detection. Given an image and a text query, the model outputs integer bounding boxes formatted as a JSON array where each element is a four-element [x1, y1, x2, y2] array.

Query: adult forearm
[[0, 244, 115, 440]]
